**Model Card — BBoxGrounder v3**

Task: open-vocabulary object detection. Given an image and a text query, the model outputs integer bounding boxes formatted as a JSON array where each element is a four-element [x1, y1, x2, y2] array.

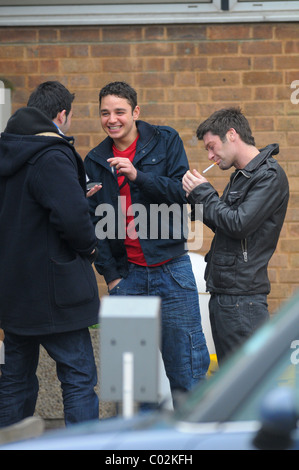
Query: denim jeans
[[109, 254, 210, 398], [0, 328, 99, 428], [209, 293, 270, 363]]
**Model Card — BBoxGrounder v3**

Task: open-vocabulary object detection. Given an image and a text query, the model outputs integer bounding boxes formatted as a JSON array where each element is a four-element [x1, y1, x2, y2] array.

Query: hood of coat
[[0, 107, 67, 177]]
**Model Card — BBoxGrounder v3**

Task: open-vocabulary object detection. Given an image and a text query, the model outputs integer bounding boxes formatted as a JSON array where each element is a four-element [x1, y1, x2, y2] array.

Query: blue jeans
[[0, 328, 99, 428], [109, 255, 210, 398], [209, 293, 270, 363]]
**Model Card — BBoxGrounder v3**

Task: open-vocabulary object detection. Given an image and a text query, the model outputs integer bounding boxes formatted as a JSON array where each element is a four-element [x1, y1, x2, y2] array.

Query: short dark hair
[[27, 81, 75, 120], [196, 107, 255, 146], [99, 81, 137, 112]]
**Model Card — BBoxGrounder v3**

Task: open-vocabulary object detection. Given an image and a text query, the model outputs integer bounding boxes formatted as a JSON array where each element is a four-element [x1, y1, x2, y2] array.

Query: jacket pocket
[[51, 255, 95, 308], [138, 153, 166, 173], [226, 190, 243, 206], [212, 253, 236, 289]]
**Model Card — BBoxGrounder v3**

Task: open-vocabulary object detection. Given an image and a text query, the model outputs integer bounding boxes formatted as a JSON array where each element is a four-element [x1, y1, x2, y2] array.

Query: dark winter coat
[[0, 107, 99, 335]]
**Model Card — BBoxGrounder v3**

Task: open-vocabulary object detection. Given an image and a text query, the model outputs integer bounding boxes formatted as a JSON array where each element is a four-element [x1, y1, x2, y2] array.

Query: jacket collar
[[237, 143, 279, 178], [88, 120, 158, 169]]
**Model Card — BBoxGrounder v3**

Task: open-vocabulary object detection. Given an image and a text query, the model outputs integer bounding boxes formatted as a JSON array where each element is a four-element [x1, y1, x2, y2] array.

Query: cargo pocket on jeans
[[165, 261, 197, 291], [190, 329, 210, 379]]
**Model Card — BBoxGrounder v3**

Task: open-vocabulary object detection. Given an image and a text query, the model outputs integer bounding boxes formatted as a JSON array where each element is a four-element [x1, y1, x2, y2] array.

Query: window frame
[[0, 0, 212, 3], [0, 1, 299, 25], [230, 0, 299, 13]]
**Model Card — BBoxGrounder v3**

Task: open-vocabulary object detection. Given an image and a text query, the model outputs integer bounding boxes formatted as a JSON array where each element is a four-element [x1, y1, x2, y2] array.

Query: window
[[231, 0, 299, 10], [0, 0, 211, 3], [0, 1, 298, 25], [229, 0, 299, 19], [237, 0, 297, 2]]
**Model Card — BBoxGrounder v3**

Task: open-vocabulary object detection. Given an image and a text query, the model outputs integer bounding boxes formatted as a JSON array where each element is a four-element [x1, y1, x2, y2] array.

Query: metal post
[[122, 352, 134, 419]]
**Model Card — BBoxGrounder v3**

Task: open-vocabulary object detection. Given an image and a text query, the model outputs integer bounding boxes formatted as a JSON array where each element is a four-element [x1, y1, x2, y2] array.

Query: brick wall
[[0, 22, 298, 312]]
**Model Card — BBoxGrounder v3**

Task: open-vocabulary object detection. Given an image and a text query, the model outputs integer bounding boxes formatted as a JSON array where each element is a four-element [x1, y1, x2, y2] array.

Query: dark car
[[1, 291, 299, 450]]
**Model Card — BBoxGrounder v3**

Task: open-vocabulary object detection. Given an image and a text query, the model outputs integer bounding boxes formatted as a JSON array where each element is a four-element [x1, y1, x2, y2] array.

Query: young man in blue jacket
[[0, 82, 100, 428], [85, 81, 209, 405], [183, 107, 289, 363]]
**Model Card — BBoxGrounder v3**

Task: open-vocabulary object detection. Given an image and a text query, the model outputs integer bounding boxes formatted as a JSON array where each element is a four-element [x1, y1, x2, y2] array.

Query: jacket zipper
[[230, 171, 249, 263], [241, 238, 248, 262]]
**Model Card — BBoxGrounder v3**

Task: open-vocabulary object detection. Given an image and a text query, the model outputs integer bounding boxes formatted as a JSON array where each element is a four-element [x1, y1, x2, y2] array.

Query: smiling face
[[100, 94, 140, 149]]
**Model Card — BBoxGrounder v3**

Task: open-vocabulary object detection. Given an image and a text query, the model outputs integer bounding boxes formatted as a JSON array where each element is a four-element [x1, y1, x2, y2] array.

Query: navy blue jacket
[[84, 120, 189, 284], [0, 107, 99, 335]]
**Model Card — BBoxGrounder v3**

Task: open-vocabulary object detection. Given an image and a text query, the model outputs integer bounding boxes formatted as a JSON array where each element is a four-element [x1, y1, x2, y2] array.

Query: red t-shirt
[[112, 137, 168, 267]]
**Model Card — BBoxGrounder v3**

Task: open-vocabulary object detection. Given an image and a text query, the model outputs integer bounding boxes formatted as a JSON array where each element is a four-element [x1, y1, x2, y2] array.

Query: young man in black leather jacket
[[183, 107, 289, 363]]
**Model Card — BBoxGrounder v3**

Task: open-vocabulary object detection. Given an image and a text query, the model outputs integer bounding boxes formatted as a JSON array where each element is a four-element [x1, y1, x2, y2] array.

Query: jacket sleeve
[[85, 157, 124, 284], [187, 168, 286, 240], [133, 131, 189, 204], [29, 150, 97, 256], [89, 191, 123, 284]]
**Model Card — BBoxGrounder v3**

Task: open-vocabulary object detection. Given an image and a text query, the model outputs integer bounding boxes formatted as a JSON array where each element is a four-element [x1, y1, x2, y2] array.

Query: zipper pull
[[241, 239, 248, 262]]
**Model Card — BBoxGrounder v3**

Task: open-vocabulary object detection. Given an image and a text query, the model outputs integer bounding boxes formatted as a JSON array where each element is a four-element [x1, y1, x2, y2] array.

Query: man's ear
[[133, 105, 140, 121], [227, 128, 237, 142], [55, 109, 67, 125]]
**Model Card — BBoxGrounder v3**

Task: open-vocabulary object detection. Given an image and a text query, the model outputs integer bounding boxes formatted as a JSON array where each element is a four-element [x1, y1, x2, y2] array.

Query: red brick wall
[[0, 22, 298, 311]]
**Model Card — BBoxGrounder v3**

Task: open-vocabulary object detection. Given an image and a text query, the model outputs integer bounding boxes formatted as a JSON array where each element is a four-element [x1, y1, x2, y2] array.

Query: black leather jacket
[[188, 144, 289, 295]]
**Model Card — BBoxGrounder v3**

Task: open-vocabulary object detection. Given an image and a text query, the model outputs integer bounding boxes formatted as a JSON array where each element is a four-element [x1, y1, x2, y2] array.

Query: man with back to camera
[[0, 81, 100, 428], [183, 107, 289, 363], [84, 81, 210, 405]]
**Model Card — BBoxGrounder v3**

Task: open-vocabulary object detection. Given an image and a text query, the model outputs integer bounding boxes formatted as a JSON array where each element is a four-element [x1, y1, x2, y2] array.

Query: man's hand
[[86, 184, 102, 198], [182, 169, 208, 197], [107, 157, 137, 181], [108, 278, 122, 291]]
